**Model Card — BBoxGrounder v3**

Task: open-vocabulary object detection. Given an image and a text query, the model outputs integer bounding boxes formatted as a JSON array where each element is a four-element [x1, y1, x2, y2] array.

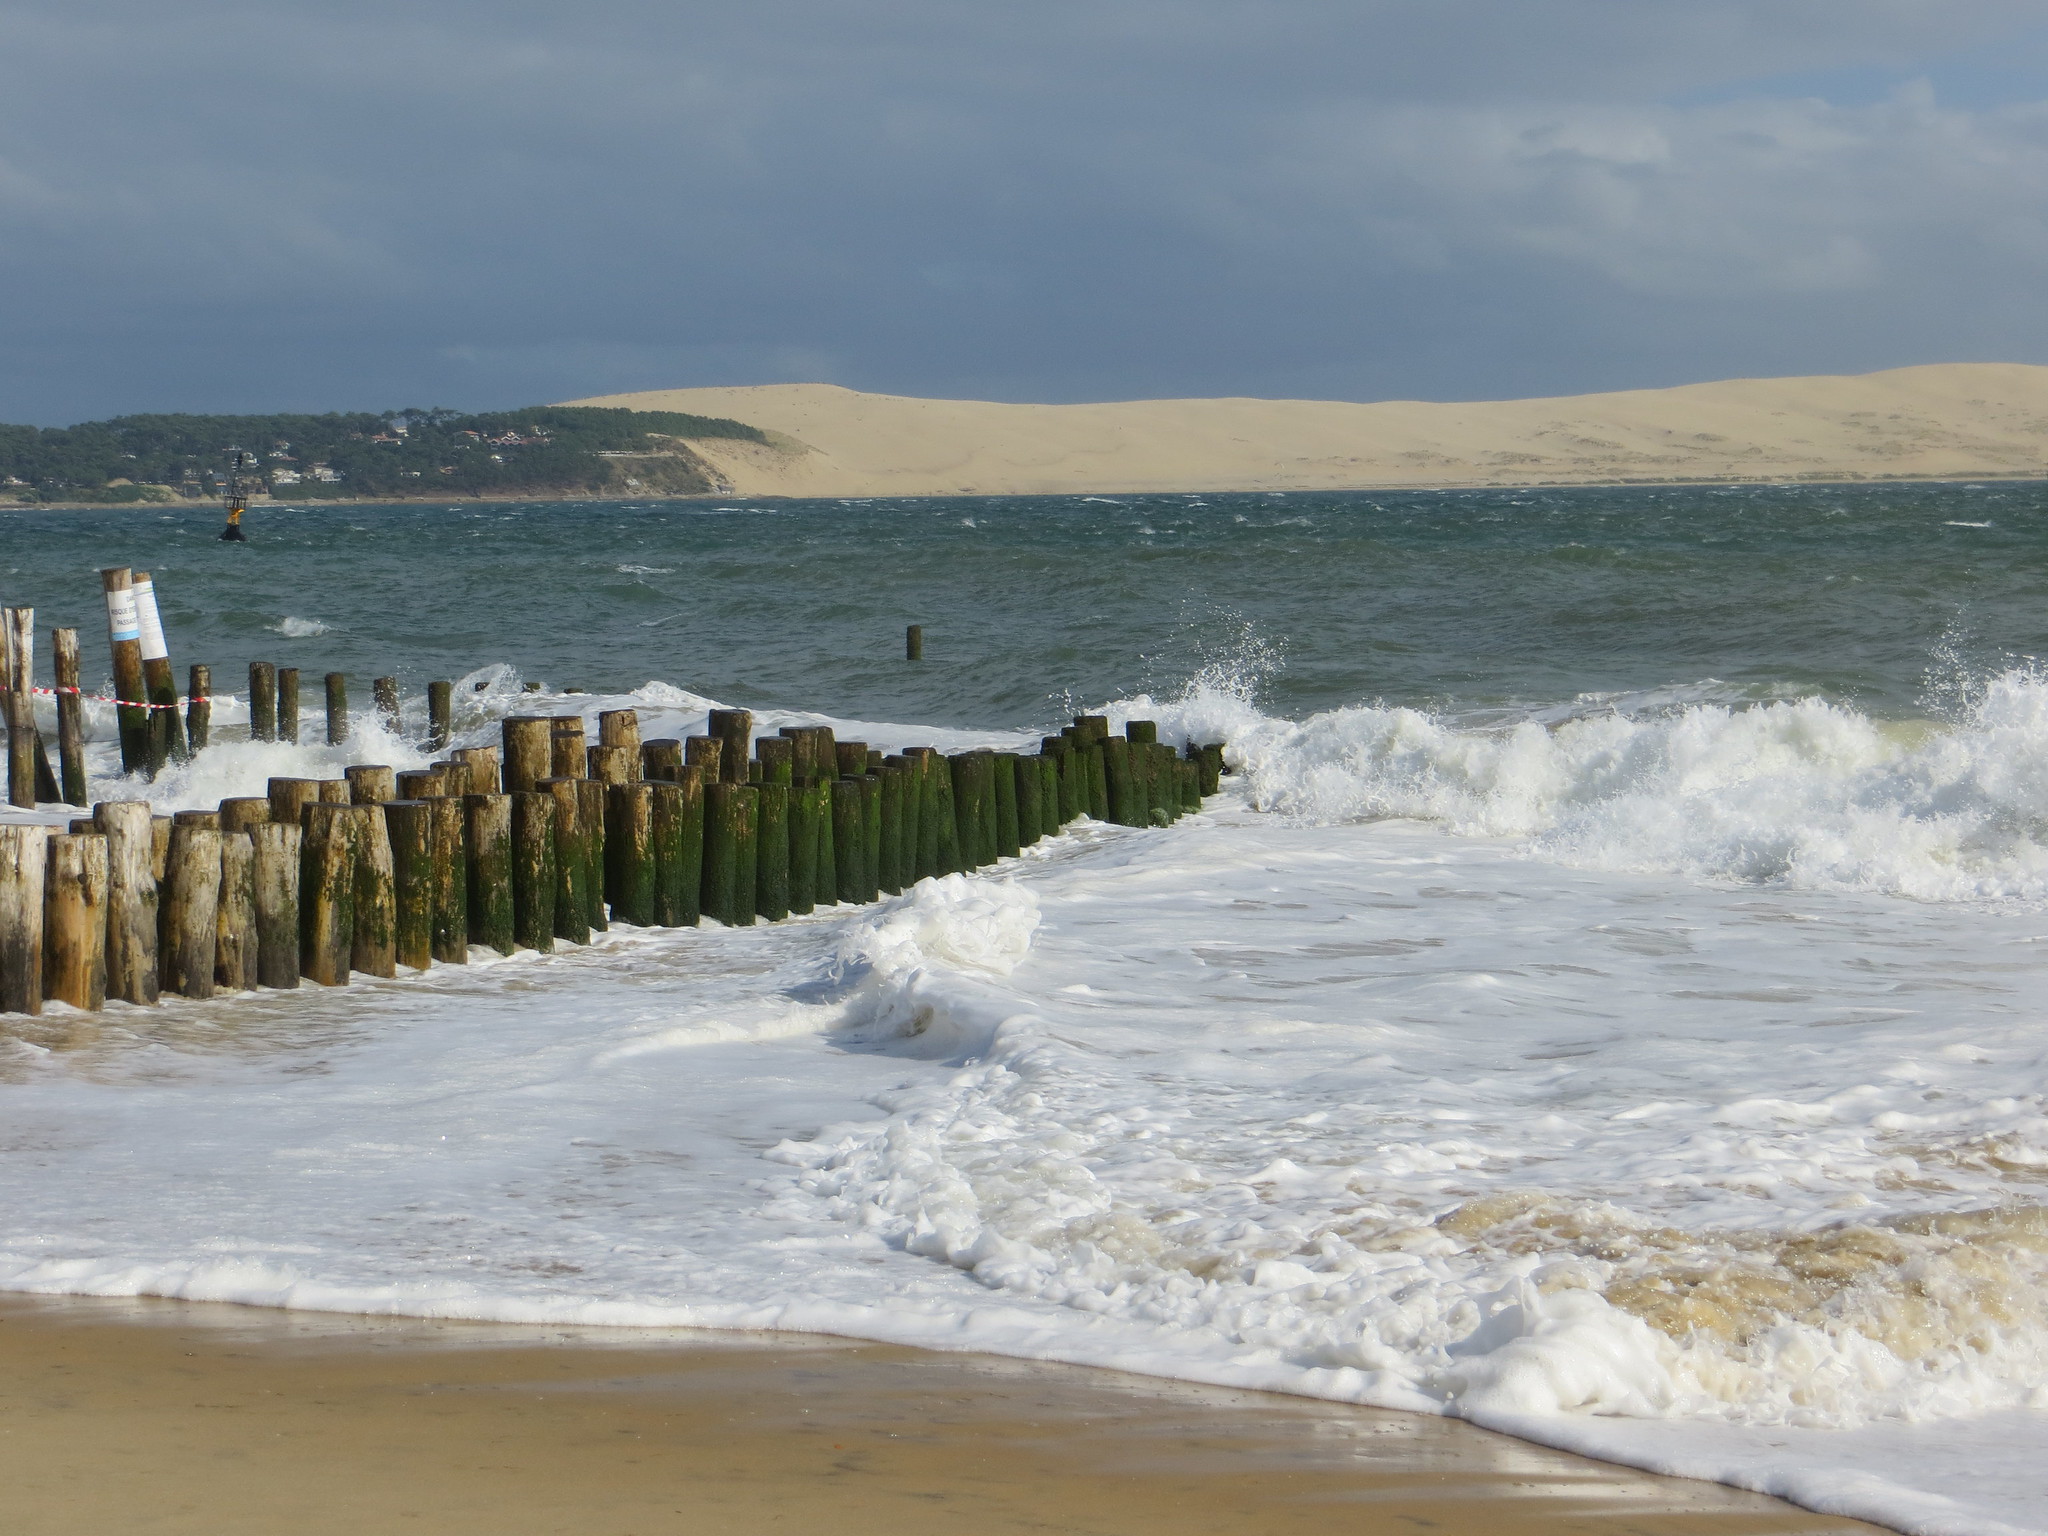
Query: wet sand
[[0, 1294, 1881, 1535]]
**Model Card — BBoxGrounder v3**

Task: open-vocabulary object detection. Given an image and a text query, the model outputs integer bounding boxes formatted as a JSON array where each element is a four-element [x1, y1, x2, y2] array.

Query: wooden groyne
[[0, 595, 1228, 1018]]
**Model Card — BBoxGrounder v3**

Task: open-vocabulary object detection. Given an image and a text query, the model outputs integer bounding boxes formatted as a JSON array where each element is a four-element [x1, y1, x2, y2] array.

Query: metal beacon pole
[[219, 448, 253, 542]]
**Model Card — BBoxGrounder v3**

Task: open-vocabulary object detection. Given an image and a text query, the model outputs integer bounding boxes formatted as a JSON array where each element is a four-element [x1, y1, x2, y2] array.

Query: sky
[[2, 0, 2047, 423]]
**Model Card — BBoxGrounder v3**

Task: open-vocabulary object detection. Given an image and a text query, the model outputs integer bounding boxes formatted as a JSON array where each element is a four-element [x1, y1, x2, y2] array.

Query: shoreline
[[0, 1293, 1880, 1535]]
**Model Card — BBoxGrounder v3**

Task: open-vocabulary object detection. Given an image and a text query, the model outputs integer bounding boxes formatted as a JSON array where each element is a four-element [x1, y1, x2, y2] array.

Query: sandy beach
[[0, 1295, 1881, 1535], [563, 363, 2048, 497]]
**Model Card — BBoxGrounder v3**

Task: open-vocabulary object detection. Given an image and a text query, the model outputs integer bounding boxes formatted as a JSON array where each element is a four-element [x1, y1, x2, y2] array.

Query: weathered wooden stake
[[396, 770, 447, 801], [324, 672, 349, 745], [215, 830, 256, 992], [348, 803, 397, 979], [540, 778, 591, 944], [588, 744, 633, 785], [604, 781, 655, 926], [277, 667, 301, 745], [576, 778, 608, 932], [511, 792, 557, 953], [299, 803, 354, 986], [251, 821, 302, 989], [501, 716, 552, 795], [427, 680, 452, 751], [599, 710, 642, 777], [3, 607, 34, 808], [385, 801, 434, 971], [373, 676, 401, 735], [551, 716, 589, 779], [346, 764, 397, 805], [186, 664, 212, 753], [267, 777, 323, 829], [754, 781, 790, 921], [905, 624, 923, 660], [132, 574, 188, 769], [159, 822, 221, 998], [0, 825, 50, 1013], [993, 752, 1021, 857], [651, 772, 703, 927], [788, 778, 822, 915], [1198, 743, 1225, 797], [709, 710, 752, 783], [834, 741, 868, 780], [464, 793, 515, 956], [684, 736, 722, 781], [249, 661, 278, 742], [702, 782, 753, 925], [99, 570, 151, 775], [640, 738, 683, 782], [318, 779, 351, 805], [754, 736, 794, 786], [831, 779, 865, 904], [96, 801, 159, 1004], [42, 831, 107, 1011], [452, 746, 500, 797], [426, 795, 469, 964], [1103, 737, 1135, 827], [53, 628, 87, 807]]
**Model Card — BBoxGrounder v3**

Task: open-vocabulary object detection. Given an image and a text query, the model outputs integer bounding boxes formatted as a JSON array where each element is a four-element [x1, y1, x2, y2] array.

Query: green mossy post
[[599, 710, 642, 777], [277, 667, 301, 746], [1198, 743, 1225, 797], [905, 624, 922, 660], [641, 738, 684, 783], [464, 793, 516, 956], [708, 709, 752, 783], [1181, 754, 1201, 814], [685, 735, 723, 782], [427, 795, 469, 963], [702, 782, 752, 926], [992, 753, 1021, 858], [299, 803, 355, 986], [1126, 719, 1157, 746], [1015, 753, 1043, 846], [427, 680, 452, 752], [384, 801, 435, 971], [947, 754, 979, 868], [857, 775, 882, 901], [510, 791, 557, 954], [1103, 738, 1135, 827], [373, 676, 400, 736], [789, 778, 823, 915], [666, 765, 705, 926], [755, 736, 794, 786], [251, 821, 301, 989], [897, 756, 924, 885], [42, 831, 108, 1012], [576, 778, 608, 932], [186, 665, 212, 753], [346, 764, 397, 805], [214, 829, 256, 991], [539, 778, 590, 944], [876, 766, 903, 895], [348, 803, 397, 979], [604, 782, 655, 927], [834, 741, 868, 780], [830, 780, 864, 904], [813, 776, 838, 905], [248, 660, 277, 743], [754, 781, 790, 921], [324, 672, 349, 746], [502, 716, 552, 796], [1086, 741, 1110, 822], [930, 754, 962, 874], [48, 627, 85, 808], [646, 780, 687, 926]]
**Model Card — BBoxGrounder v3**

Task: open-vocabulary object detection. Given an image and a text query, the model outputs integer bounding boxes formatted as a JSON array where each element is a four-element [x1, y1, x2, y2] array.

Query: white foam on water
[[5, 677, 2048, 1534]]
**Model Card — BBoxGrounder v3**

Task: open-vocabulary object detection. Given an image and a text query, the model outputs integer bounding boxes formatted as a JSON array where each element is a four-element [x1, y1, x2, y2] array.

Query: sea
[[3, 485, 2047, 1534]]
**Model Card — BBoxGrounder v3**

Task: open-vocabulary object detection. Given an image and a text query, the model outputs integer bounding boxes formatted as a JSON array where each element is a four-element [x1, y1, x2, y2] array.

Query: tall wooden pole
[[131, 573, 188, 768], [52, 627, 87, 807], [3, 608, 34, 808], [100, 569, 150, 775]]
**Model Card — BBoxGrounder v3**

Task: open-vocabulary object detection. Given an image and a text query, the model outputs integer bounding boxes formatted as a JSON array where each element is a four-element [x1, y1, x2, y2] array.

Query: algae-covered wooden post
[[346, 764, 397, 805], [754, 736, 794, 786], [511, 791, 557, 954], [754, 780, 790, 922], [464, 793, 515, 956], [703, 782, 756, 926], [0, 825, 48, 1014], [347, 803, 396, 979], [53, 628, 87, 807], [385, 801, 435, 971], [251, 821, 302, 989], [249, 661, 278, 742], [992, 752, 1021, 857], [685, 736, 722, 782], [905, 624, 923, 661], [42, 831, 107, 1012], [552, 717, 590, 779], [277, 667, 301, 745], [299, 802, 354, 986], [650, 774, 702, 928], [641, 738, 683, 783], [949, 753, 986, 868], [789, 778, 822, 915], [131, 574, 188, 770], [1198, 743, 1224, 797], [427, 795, 469, 963], [160, 821, 220, 998], [215, 830, 256, 992], [427, 680, 452, 752], [324, 672, 348, 745], [830, 779, 865, 904], [576, 778, 607, 932], [540, 778, 591, 944], [1102, 736, 1133, 826], [502, 716, 551, 796], [3, 607, 34, 808], [834, 741, 867, 781], [99, 570, 150, 775], [96, 801, 159, 1005], [599, 710, 642, 778], [588, 744, 632, 785], [1015, 754, 1043, 847], [186, 664, 212, 753], [876, 765, 903, 895], [604, 781, 655, 926], [373, 676, 401, 736], [709, 710, 752, 783]]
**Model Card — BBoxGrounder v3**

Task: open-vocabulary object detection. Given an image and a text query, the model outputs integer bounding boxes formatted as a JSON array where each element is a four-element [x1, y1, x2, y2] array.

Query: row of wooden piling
[[0, 705, 1227, 1017]]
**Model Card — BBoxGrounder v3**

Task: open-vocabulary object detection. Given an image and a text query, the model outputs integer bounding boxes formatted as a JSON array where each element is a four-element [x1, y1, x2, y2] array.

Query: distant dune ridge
[[560, 364, 2048, 498]]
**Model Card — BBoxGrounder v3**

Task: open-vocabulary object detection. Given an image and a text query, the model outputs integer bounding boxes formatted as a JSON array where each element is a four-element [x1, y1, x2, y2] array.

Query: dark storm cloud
[[2, 1, 2046, 420]]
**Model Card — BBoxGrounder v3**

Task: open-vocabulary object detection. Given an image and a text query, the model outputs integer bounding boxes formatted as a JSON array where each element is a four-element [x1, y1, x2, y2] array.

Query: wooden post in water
[[346, 804, 396, 979], [652, 771, 703, 928], [53, 628, 87, 807], [0, 825, 48, 1014], [131, 574, 188, 769], [1015, 753, 1043, 847], [249, 662, 278, 741], [42, 831, 107, 1012], [277, 668, 301, 745], [992, 752, 1021, 857], [684, 736, 722, 782], [604, 782, 655, 926], [702, 782, 752, 926], [346, 764, 396, 805], [754, 736, 794, 786], [396, 770, 446, 801], [788, 778, 822, 915], [96, 801, 159, 1005], [464, 794, 515, 956], [830, 779, 865, 905], [950, 753, 989, 868], [324, 672, 348, 745], [599, 710, 642, 778], [501, 716, 552, 795], [3, 607, 33, 808], [427, 680, 452, 752], [641, 739, 683, 782], [510, 792, 556, 954], [299, 803, 354, 986], [384, 801, 434, 971], [427, 796, 469, 963], [588, 744, 632, 786], [902, 749, 938, 880], [99, 569, 151, 775], [373, 677, 400, 736], [186, 665, 212, 753], [159, 822, 220, 998], [317, 779, 350, 805], [251, 821, 301, 989], [551, 717, 589, 779], [452, 746, 500, 797], [215, 830, 256, 992], [267, 777, 323, 829], [708, 710, 752, 783], [540, 778, 591, 944], [905, 624, 923, 661], [754, 780, 790, 921], [1197, 743, 1224, 797], [576, 779, 607, 932], [833, 741, 867, 781]]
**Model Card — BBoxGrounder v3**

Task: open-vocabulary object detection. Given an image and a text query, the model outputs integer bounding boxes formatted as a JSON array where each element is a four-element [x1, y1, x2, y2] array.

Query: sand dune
[[561, 363, 2048, 497]]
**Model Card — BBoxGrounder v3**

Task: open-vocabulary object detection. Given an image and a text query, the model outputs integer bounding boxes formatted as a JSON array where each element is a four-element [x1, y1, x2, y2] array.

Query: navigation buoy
[[219, 448, 253, 541]]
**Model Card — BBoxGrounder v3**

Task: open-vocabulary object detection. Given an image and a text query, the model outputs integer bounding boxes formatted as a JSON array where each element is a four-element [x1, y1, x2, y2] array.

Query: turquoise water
[[5, 482, 2044, 725]]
